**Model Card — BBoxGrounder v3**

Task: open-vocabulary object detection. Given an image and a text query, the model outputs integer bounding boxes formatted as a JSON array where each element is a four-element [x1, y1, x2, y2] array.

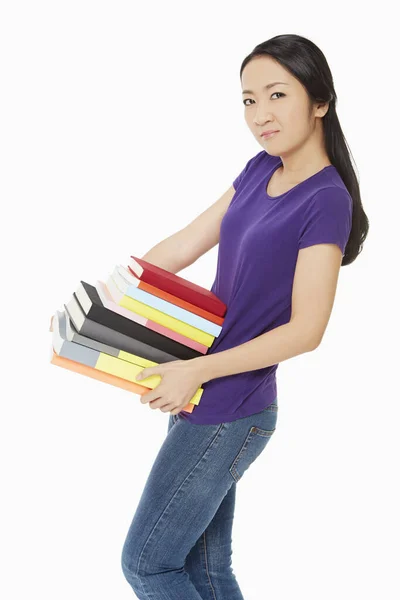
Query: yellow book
[[118, 295, 215, 347], [95, 354, 202, 405], [52, 311, 203, 406]]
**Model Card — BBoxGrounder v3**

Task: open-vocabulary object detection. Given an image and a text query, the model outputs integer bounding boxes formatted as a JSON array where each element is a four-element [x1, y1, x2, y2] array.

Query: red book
[[128, 255, 227, 318]]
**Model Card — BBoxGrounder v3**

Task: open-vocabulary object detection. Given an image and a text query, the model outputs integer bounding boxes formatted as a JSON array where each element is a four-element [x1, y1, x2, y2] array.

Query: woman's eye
[[243, 92, 285, 106]]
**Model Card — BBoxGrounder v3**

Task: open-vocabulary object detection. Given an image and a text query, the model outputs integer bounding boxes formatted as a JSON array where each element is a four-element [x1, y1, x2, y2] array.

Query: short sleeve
[[233, 150, 265, 190], [298, 187, 353, 255]]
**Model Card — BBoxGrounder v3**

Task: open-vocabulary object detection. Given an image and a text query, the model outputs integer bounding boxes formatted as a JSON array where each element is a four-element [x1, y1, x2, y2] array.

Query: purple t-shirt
[[180, 150, 352, 425]]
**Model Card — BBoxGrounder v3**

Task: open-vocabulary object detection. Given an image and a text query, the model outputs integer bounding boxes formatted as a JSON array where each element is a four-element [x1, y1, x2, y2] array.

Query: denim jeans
[[121, 396, 278, 599]]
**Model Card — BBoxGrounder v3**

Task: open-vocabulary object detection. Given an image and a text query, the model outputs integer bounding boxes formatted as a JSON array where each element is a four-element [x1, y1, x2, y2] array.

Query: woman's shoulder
[[233, 149, 276, 190]]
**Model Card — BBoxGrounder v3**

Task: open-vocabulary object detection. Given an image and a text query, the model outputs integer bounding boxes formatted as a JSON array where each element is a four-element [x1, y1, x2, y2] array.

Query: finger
[[155, 403, 178, 414], [149, 400, 171, 412], [136, 368, 156, 381], [140, 389, 162, 405], [170, 408, 182, 416]]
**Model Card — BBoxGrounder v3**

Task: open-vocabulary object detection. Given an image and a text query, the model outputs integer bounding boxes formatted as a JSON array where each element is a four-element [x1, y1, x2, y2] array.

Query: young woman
[[120, 34, 369, 599]]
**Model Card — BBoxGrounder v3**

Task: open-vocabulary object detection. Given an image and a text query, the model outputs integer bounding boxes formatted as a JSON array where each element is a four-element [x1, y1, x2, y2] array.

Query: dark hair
[[239, 34, 369, 266]]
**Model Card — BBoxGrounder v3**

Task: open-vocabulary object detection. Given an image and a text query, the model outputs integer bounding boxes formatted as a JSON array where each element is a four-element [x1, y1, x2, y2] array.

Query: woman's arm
[[140, 228, 196, 275], [192, 243, 343, 382], [49, 187, 236, 331], [140, 184, 236, 274]]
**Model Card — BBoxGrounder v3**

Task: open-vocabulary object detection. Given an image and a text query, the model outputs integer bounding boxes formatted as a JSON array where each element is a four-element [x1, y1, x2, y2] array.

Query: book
[[96, 278, 209, 354], [74, 281, 203, 360], [50, 351, 196, 414], [115, 264, 224, 326], [111, 265, 222, 336], [64, 306, 124, 356], [106, 273, 215, 347], [52, 309, 202, 407], [65, 293, 181, 363], [49, 255, 230, 416], [128, 255, 227, 317]]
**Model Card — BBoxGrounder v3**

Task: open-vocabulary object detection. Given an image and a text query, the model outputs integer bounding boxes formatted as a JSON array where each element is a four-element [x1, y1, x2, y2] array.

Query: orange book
[[129, 274, 224, 325], [50, 350, 195, 414]]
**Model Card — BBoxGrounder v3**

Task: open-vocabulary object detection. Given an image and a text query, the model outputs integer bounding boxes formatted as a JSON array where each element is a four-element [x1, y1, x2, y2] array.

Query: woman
[[121, 34, 369, 599]]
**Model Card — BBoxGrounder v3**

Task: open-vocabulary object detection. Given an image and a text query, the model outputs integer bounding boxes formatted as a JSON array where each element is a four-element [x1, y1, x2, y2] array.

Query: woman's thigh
[[121, 399, 278, 579], [179, 399, 278, 576]]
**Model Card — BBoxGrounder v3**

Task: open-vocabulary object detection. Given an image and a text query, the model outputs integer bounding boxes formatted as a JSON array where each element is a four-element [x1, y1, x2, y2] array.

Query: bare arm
[[49, 186, 237, 330], [140, 184, 236, 273], [193, 243, 344, 382]]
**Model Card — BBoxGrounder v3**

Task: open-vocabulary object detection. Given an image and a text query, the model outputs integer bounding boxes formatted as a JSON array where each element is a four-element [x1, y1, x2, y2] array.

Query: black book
[[73, 281, 203, 361], [64, 294, 180, 363]]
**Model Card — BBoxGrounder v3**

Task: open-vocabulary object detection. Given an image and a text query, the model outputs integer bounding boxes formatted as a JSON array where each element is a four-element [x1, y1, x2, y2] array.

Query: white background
[[1, 1, 398, 599]]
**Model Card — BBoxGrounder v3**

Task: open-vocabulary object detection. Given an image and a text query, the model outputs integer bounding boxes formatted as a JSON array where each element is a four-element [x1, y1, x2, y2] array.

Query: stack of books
[[49, 256, 227, 414]]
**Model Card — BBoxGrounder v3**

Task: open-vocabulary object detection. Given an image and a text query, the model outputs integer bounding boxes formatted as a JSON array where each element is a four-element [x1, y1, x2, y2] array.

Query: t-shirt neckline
[[265, 160, 336, 200]]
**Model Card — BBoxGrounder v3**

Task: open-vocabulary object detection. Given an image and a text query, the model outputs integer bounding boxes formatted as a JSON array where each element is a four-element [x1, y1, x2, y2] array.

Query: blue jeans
[[121, 397, 278, 599]]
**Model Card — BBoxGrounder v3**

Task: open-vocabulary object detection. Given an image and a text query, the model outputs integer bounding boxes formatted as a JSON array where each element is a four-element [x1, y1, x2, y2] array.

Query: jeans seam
[[202, 530, 217, 600], [229, 428, 254, 483]]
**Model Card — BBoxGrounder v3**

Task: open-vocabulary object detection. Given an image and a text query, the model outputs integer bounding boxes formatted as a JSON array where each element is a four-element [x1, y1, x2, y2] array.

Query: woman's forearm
[[140, 230, 191, 274], [193, 321, 318, 383]]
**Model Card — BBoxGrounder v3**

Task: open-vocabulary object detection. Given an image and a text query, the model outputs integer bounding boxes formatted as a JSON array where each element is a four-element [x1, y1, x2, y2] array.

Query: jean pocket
[[229, 425, 276, 483]]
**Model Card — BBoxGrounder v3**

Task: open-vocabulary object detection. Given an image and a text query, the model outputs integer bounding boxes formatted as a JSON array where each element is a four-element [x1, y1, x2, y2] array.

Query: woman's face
[[241, 55, 327, 157]]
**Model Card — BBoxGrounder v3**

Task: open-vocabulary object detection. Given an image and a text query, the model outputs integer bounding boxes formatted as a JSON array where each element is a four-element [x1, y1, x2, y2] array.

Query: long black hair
[[239, 34, 368, 266]]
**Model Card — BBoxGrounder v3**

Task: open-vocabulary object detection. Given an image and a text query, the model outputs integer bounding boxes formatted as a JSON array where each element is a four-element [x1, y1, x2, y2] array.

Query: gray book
[[52, 310, 101, 368], [65, 309, 120, 357], [64, 294, 179, 364]]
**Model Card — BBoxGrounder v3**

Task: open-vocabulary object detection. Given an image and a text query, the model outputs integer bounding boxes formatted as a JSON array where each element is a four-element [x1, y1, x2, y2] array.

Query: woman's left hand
[[135, 358, 207, 415]]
